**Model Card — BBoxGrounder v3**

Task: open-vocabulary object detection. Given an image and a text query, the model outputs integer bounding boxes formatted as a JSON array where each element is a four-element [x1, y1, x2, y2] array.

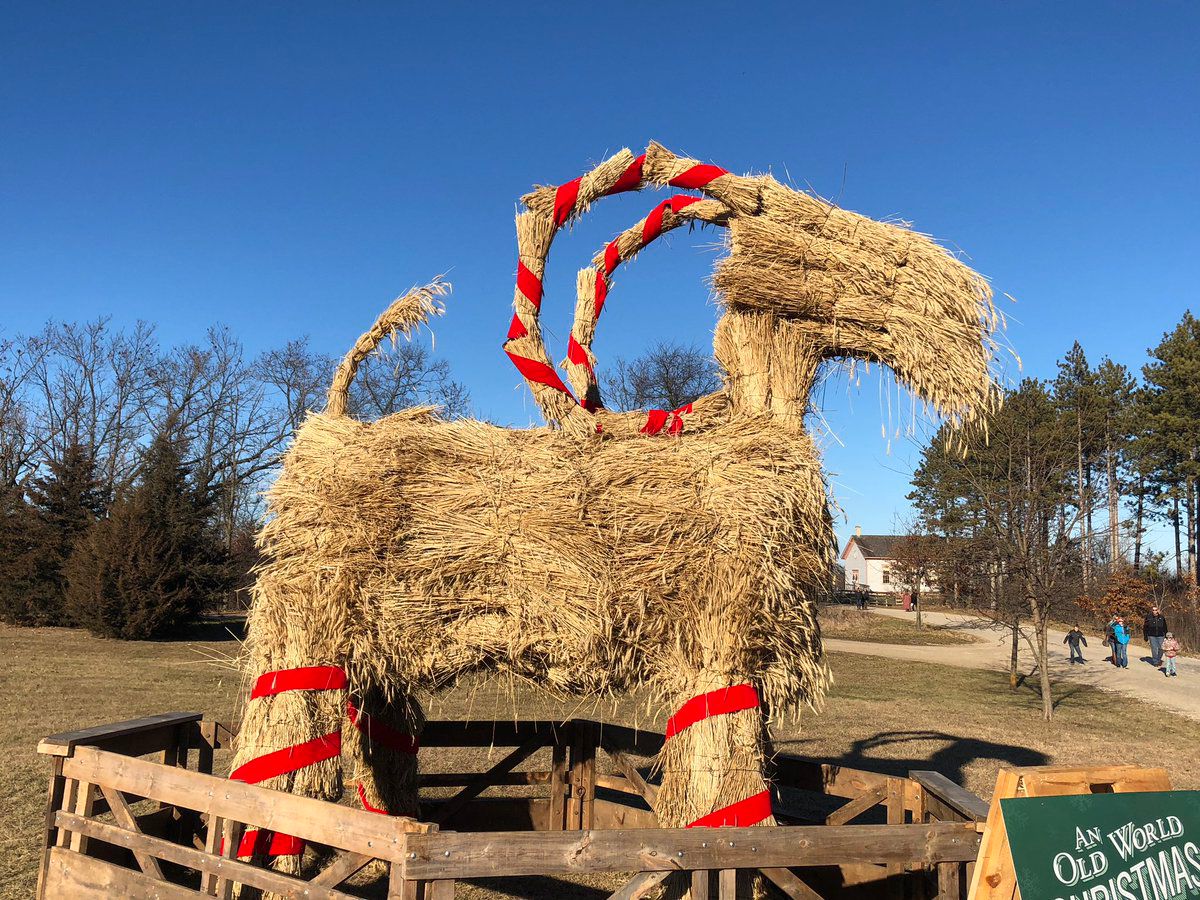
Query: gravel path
[[824, 608, 1200, 722]]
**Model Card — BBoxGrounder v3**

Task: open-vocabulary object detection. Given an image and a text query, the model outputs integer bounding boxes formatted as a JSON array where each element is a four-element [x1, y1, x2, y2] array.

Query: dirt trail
[[824, 608, 1200, 722]]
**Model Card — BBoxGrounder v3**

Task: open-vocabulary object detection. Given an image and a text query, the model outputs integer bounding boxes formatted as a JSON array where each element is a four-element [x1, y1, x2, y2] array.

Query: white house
[[840, 528, 904, 594]]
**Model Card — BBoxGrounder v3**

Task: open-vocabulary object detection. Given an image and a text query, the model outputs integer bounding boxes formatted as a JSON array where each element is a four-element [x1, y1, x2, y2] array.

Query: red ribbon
[[250, 666, 347, 700], [507, 313, 528, 341], [356, 782, 389, 815], [516, 262, 543, 309], [642, 195, 702, 245], [232, 828, 306, 858], [553, 177, 582, 226], [566, 334, 595, 377], [505, 351, 575, 399], [608, 153, 646, 195], [592, 274, 608, 319], [229, 731, 342, 785], [346, 698, 420, 755], [687, 790, 773, 828], [669, 163, 729, 190], [641, 403, 694, 437], [665, 683, 760, 739], [640, 409, 670, 435], [603, 239, 621, 277]]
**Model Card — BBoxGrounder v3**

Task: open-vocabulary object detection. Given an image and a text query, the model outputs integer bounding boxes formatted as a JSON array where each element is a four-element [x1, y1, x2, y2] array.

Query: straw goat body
[[234, 142, 999, 853]]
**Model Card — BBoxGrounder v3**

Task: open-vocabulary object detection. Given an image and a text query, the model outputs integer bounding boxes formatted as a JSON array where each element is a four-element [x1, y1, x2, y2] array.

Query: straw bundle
[[232, 143, 1000, 871]]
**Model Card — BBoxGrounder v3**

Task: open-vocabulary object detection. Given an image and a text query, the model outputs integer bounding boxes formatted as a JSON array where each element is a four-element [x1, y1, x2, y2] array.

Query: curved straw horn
[[326, 280, 450, 418], [566, 196, 730, 407], [505, 142, 760, 433]]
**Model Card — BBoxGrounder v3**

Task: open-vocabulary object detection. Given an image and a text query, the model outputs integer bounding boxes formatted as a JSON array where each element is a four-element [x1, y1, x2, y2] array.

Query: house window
[[851, 570, 859, 584], [882, 569, 891, 585]]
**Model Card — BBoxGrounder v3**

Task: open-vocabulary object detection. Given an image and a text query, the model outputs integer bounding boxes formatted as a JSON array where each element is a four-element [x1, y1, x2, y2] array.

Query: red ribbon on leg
[[665, 683, 771, 828]]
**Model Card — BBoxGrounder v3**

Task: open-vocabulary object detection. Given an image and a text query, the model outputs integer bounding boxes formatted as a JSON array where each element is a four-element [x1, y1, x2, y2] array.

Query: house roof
[[842, 534, 903, 560]]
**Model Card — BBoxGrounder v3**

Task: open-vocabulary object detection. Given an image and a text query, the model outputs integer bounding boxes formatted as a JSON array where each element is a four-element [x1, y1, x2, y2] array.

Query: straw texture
[[232, 143, 1000, 863]]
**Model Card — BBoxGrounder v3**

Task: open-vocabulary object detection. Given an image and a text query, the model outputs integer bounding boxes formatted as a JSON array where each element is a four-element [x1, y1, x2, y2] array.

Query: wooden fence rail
[[37, 712, 986, 899]]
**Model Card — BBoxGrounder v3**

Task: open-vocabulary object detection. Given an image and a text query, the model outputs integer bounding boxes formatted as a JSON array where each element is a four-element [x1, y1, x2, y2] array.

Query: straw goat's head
[[503, 142, 1000, 432]]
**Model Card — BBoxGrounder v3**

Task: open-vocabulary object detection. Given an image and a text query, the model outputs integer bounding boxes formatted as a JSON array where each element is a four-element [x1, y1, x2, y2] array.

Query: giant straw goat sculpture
[[231, 142, 1000, 866]]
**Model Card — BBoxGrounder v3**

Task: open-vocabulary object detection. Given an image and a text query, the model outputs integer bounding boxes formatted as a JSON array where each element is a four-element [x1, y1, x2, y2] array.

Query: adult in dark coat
[[1143, 605, 1168, 667]]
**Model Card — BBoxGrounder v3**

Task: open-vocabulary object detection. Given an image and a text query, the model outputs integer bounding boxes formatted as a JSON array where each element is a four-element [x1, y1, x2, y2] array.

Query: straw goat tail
[[325, 279, 450, 418]]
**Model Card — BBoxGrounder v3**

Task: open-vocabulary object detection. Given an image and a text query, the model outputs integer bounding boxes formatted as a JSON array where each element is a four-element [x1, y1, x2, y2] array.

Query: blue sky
[[3, 2, 1198, 556]]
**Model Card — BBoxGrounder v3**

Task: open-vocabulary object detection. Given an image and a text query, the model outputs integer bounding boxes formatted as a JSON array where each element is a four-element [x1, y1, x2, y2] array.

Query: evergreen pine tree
[[0, 484, 57, 625], [23, 442, 108, 623], [66, 434, 230, 639]]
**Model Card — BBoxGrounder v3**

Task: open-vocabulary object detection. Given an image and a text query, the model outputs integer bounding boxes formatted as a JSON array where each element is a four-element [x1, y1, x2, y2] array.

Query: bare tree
[[24, 319, 157, 488], [259, 337, 335, 431], [603, 341, 721, 412], [0, 334, 44, 487], [347, 341, 470, 420]]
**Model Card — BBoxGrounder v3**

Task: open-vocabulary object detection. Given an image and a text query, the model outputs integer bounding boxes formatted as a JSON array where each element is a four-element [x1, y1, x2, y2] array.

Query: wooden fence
[[37, 712, 986, 899]]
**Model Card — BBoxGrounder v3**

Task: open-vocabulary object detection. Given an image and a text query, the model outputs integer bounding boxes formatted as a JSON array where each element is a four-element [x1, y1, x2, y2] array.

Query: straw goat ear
[[326, 280, 449, 418]]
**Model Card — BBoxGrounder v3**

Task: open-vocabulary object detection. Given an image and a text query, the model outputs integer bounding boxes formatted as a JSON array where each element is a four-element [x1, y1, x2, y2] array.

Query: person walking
[[1113, 616, 1131, 668], [1063, 626, 1088, 664], [1143, 605, 1169, 667], [1162, 632, 1181, 677], [1104, 615, 1119, 666]]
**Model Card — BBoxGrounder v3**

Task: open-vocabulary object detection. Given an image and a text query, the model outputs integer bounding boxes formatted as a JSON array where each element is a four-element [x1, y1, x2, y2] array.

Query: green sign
[[1001, 792, 1200, 900]]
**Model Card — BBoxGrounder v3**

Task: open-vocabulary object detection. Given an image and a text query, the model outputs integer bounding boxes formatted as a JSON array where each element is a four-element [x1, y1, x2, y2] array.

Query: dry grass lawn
[[818, 605, 975, 645], [4, 620, 1199, 899]]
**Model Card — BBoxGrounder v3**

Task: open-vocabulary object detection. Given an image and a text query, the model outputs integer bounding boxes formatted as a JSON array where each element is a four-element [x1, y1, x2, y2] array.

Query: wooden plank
[[886, 778, 906, 896], [418, 719, 561, 748], [63, 746, 428, 861], [580, 723, 598, 830], [53, 811, 358, 900], [691, 868, 709, 900], [36, 755, 66, 899], [55, 778, 80, 849], [593, 798, 659, 830], [592, 721, 665, 758], [39, 712, 204, 757], [402, 822, 980, 879], [825, 785, 886, 826], [98, 785, 164, 880], [432, 739, 542, 826], [200, 812, 222, 895], [68, 779, 96, 853], [41, 846, 203, 899], [195, 722, 216, 776], [609, 869, 672, 899], [549, 743, 568, 831], [938, 861, 961, 900], [427, 880, 455, 899], [312, 850, 373, 887], [424, 797, 549, 832], [967, 769, 1021, 900], [760, 866, 825, 899], [602, 744, 659, 805], [718, 868, 736, 900], [215, 817, 241, 900], [909, 771, 989, 823], [419, 770, 551, 787], [774, 755, 894, 800]]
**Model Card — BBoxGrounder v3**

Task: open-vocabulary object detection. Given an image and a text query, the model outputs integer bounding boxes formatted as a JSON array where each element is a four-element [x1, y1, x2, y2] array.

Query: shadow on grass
[[165, 615, 246, 643], [781, 728, 1050, 790]]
